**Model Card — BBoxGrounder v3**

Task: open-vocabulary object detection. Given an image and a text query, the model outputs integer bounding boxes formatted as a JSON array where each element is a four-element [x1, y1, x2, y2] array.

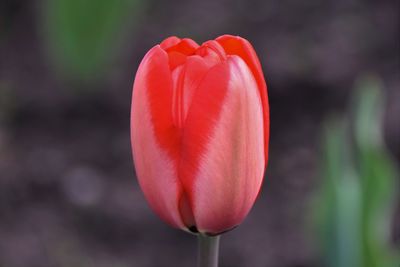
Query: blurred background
[[0, 0, 399, 266]]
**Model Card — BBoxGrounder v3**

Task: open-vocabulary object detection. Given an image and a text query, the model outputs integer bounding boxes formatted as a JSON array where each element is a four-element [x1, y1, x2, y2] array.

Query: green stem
[[197, 234, 220, 267]]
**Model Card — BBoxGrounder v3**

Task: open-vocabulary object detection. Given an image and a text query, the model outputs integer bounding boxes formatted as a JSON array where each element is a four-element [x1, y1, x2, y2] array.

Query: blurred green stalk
[[315, 74, 399, 267]]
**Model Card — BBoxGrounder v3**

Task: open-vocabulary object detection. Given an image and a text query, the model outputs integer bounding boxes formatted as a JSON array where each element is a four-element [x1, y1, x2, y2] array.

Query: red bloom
[[131, 35, 269, 235]]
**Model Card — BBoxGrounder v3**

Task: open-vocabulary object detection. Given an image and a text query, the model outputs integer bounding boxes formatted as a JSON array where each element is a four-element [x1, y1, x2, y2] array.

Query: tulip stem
[[197, 234, 220, 267]]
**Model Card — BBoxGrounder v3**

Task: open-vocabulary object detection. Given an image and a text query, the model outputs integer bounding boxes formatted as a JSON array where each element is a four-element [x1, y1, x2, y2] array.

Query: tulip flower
[[131, 35, 269, 266]]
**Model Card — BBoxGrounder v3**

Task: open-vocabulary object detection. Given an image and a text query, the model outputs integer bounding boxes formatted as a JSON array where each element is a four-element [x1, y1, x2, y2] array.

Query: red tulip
[[131, 35, 269, 235]]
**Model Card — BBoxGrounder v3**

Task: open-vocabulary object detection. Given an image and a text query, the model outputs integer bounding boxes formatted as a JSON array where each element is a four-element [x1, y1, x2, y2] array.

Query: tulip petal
[[167, 51, 187, 70], [179, 56, 210, 122], [131, 45, 184, 229], [165, 38, 199, 56], [164, 38, 201, 70], [217, 35, 270, 165], [196, 40, 227, 65], [184, 56, 265, 234], [160, 36, 181, 50], [170, 55, 210, 127]]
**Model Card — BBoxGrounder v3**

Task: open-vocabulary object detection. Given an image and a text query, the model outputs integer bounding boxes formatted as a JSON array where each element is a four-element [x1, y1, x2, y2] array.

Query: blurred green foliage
[[315, 75, 399, 267], [43, 0, 142, 83]]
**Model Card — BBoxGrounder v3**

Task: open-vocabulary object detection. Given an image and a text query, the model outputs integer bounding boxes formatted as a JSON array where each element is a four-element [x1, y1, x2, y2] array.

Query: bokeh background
[[0, 0, 399, 266]]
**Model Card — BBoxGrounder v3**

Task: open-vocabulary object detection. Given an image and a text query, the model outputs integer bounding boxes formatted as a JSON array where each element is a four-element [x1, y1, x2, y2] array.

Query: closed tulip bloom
[[131, 35, 269, 235]]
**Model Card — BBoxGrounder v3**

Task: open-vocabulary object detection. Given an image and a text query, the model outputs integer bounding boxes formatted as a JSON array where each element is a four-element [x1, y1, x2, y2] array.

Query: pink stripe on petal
[[131, 46, 184, 229], [192, 56, 265, 234], [179, 61, 230, 217], [217, 35, 270, 167]]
